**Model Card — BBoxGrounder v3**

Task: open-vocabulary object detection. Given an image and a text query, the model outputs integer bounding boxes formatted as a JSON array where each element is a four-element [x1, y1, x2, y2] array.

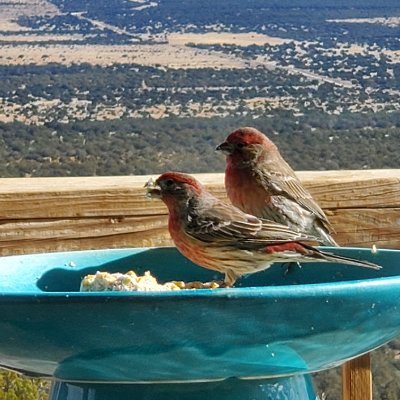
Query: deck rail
[[0, 169, 399, 399]]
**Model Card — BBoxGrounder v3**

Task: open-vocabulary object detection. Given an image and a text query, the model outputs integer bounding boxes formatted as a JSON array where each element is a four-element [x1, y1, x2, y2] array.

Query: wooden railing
[[0, 169, 399, 399]]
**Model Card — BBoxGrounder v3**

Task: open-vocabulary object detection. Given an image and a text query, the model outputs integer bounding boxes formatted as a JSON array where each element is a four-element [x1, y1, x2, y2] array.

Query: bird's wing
[[185, 197, 314, 246], [256, 156, 335, 232]]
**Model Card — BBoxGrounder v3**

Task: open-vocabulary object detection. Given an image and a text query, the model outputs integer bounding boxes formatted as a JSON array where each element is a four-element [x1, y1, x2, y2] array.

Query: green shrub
[[0, 369, 49, 400]]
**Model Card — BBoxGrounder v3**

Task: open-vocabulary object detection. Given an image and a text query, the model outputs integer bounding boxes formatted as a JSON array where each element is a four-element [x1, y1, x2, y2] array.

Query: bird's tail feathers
[[303, 244, 381, 270]]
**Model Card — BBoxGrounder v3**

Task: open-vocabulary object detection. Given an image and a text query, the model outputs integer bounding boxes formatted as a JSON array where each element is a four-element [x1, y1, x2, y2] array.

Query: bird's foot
[[219, 281, 233, 288], [282, 262, 302, 275]]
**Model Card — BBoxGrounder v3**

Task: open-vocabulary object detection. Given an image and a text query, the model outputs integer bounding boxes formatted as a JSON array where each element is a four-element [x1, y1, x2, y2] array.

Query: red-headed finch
[[145, 172, 379, 286], [216, 126, 338, 246]]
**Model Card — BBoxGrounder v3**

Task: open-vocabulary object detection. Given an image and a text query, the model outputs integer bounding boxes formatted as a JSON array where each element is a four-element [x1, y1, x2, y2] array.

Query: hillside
[[0, 0, 400, 126], [0, 113, 398, 177]]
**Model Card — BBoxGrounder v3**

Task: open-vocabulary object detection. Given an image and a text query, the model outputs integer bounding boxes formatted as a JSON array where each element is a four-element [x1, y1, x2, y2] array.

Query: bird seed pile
[[80, 270, 220, 292]]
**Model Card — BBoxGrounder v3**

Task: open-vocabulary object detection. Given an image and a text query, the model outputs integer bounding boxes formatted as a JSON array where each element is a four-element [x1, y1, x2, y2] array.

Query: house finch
[[216, 127, 338, 246], [145, 172, 379, 286]]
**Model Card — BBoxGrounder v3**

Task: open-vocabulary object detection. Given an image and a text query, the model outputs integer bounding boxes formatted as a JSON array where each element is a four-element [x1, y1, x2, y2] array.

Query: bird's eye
[[236, 143, 245, 149], [164, 179, 174, 187]]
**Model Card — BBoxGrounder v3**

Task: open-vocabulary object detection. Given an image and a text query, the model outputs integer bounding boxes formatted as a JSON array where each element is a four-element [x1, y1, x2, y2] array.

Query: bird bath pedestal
[[1, 247, 400, 400]]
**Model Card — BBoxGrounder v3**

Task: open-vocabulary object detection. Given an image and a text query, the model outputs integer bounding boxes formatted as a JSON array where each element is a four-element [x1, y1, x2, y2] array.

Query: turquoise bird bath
[[0, 246, 399, 399]]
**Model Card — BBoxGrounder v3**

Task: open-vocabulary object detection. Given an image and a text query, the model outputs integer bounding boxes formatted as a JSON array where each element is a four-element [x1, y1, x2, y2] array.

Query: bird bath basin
[[0, 246, 400, 400]]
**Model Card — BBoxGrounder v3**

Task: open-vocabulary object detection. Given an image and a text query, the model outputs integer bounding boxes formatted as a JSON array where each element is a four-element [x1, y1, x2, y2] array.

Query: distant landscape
[[0, 0, 399, 398], [0, 0, 399, 177]]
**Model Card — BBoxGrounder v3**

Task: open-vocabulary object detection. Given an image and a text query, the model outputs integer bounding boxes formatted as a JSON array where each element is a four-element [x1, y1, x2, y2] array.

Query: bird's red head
[[145, 171, 203, 203], [216, 127, 276, 160], [226, 127, 267, 146]]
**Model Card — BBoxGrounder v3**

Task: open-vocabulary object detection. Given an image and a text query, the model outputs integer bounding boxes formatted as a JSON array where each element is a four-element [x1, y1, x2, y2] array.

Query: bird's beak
[[215, 141, 235, 155], [144, 177, 162, 199]]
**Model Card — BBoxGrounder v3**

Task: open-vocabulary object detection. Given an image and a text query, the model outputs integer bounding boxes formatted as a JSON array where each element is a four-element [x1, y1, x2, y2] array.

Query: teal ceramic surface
[[0, 246, 399, 399]]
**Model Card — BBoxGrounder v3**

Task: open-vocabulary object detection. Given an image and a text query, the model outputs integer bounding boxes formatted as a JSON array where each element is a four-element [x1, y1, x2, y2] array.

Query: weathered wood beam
[[0, 169, 398, 255]]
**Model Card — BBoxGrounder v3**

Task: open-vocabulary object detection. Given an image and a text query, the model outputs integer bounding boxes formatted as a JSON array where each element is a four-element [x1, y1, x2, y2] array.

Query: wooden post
[[342, 354, 372, 400]]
